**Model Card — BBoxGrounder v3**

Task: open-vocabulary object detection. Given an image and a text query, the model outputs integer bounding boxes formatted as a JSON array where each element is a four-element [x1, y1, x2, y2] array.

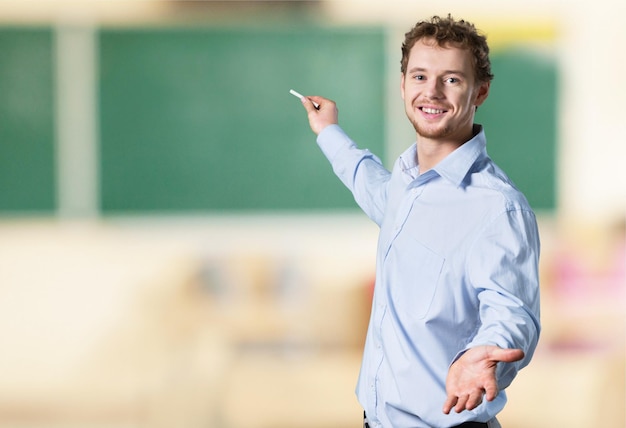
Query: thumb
[[491, 347, 524, 363], [300, 95, 319, 113]]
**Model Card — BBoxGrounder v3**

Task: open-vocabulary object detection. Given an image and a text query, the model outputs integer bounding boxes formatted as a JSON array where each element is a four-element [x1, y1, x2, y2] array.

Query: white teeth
[[422, 107, 444, 114]]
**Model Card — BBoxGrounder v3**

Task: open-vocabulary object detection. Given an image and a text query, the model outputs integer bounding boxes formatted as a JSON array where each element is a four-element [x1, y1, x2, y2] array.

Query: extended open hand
[[443, 345, 524, 414]]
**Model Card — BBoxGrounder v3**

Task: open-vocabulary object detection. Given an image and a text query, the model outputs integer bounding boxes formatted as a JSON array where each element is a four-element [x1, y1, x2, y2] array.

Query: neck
[[415, 125, 479, 174]]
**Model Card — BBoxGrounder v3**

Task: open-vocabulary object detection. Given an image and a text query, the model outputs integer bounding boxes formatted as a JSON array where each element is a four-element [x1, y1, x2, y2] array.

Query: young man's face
[[401, 38, 490, 144]]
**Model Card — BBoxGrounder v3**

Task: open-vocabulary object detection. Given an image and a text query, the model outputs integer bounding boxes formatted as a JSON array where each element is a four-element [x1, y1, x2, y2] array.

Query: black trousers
[[363, 412, 487, 428]]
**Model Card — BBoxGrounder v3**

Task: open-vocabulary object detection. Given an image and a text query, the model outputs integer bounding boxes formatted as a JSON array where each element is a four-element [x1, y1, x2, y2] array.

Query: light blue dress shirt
[[316, 124, 540, 428]]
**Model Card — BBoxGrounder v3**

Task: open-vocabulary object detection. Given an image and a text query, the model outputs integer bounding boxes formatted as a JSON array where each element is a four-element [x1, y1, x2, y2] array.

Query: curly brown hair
[[400, 14, 494, 83]]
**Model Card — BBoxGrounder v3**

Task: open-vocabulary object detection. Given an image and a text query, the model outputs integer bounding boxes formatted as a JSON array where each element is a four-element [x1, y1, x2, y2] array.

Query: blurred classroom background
[[0, 0, 624, 427]]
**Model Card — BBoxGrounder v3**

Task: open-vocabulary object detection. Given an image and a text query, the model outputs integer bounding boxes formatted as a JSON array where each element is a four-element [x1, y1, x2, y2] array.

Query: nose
[[424, 79, 444, 99]]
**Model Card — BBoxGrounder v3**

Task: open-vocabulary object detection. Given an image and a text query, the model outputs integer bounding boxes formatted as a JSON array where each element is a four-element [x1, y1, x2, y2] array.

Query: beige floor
[[0, 217, 623, 428]]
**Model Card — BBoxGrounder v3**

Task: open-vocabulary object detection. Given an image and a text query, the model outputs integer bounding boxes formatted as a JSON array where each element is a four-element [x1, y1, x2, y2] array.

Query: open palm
[[443, 345, 524, 414]]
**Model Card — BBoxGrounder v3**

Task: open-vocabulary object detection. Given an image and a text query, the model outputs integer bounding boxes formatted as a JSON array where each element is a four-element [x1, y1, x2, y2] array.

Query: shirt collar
[[399, 125, 487, 187]]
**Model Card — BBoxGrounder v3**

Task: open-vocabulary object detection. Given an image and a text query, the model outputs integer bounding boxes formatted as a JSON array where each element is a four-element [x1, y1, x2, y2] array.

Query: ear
[[400, 72, 406, 100], [474, 80, 490, 107]]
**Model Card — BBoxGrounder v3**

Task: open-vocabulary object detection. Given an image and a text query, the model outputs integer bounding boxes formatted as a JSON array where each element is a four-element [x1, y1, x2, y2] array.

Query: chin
[[413, 122, 452, 140]]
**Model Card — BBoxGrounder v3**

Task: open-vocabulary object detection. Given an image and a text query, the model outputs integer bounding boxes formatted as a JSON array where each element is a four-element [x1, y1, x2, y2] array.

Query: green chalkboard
[[99, 26, 386, 213], [0, 27, 554, 215], [476, 47, 557, 210], [0, 28, 55, 213]]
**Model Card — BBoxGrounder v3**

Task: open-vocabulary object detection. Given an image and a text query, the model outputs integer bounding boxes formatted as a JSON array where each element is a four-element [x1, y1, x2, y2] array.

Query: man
[[297, 15, 540, 428]]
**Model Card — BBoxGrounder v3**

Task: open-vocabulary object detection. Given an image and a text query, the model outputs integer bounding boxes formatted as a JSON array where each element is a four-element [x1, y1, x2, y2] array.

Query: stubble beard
[[408, 115, 453, 140]]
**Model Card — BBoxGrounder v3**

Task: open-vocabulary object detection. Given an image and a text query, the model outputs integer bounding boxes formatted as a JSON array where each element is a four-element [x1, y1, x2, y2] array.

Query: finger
[[300, 95, 321, 112], [465, 390, 484, 411], [308, 95, 324, 109], [454, 395, 469, 413], [491, 348, 524, 363], [483, 380, 499, 402], [442, 395, 457, 415], [300, 96, 318, 113]]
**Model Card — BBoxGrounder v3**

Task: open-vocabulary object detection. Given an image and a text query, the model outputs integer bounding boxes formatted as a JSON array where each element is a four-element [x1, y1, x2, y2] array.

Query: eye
[[445, 77, 460, 84], [413, 74, 426, 81]]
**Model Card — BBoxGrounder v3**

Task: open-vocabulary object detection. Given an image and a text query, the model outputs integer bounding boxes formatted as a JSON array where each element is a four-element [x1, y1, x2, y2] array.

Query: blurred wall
[[0, 0, 626, 221], [0, 2, 623, 428], [0, 0, 624, 222]]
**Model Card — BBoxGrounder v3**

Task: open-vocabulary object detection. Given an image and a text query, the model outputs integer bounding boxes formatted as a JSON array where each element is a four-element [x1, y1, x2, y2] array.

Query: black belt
[[452, 423, 488, 428], [363, 412, 487, 428]]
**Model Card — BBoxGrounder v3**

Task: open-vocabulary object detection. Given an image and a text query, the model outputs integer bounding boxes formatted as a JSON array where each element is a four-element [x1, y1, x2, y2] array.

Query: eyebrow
[[408, 67, 468, 77]]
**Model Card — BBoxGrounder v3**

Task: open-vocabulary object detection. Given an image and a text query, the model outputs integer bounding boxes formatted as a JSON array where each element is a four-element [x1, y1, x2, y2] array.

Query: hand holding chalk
[[290, 89, 338, 136], [289, 89, 320, 109]]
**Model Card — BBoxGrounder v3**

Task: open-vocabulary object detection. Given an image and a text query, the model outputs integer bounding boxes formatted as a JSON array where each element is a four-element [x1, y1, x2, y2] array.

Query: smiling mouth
[[420, 107, 446, 114]]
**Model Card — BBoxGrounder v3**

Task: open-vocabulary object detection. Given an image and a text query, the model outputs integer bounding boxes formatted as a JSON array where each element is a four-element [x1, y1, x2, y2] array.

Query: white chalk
[[289, 89, 320, 109]]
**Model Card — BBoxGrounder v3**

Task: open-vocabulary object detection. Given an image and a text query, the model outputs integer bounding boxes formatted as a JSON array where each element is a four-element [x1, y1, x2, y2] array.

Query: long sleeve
[[316, 125, 391, 226], [465, 206, 541, 388]]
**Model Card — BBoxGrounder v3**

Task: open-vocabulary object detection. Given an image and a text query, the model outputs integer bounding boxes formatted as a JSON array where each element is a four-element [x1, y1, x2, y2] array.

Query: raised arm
[[296, 94, 391, 225]]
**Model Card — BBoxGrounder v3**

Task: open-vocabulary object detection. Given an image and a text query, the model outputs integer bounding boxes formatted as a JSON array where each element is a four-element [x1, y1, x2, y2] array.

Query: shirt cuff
[[316, 124, 356, 162]]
